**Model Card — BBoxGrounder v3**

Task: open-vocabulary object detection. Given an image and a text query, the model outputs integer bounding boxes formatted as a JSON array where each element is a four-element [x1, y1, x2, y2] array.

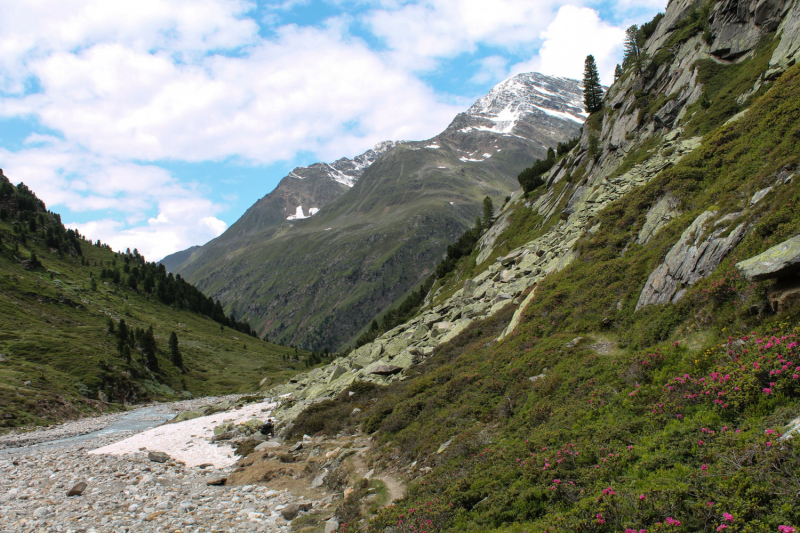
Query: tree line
[[106, 316, 184, 372], [0, 174, 258, 338]]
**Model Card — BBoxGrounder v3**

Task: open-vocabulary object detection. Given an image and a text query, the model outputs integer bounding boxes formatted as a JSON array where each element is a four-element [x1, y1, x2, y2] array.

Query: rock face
[[638, 195, 681, 245], [636, 211, 747, 310], [708, 0, 792, 61], [736, 235, 800, 281]]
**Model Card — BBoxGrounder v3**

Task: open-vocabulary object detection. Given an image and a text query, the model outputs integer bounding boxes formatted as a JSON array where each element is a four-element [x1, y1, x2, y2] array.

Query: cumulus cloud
[[510, 5, 627, 86], [365, 0, 566, 70]]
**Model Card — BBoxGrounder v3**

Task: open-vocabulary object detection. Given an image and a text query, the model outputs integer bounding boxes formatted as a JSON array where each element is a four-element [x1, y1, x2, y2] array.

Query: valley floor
[[0, 396, 362, 533]]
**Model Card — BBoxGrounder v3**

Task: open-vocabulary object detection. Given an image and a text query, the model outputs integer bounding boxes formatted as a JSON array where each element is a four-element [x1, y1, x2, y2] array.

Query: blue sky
[[0, 0, 666, 261]]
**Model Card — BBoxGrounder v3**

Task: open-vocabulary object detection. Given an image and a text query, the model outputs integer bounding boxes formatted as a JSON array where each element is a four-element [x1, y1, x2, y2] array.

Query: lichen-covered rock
[[736, 234, 800, 281], [638, 195, 681, 245], [636, 211, 747, 310], [768, 0, 800, 78]]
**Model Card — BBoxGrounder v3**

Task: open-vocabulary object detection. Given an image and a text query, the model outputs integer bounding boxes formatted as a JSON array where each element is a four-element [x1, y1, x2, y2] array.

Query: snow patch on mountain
[[288, 140, 402, 188], [287, 206, 320, 220]]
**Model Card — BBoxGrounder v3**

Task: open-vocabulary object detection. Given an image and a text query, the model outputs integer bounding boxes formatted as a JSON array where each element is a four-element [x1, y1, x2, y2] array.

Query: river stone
[[736, 235, 800, 282], [67, 482, 88, 496], [148, 451, 170, 463]]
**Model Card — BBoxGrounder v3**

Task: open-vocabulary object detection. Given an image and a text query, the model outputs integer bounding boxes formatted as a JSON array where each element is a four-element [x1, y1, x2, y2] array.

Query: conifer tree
[[623, 25, 645, 76], [482, 196, 494, 227], [583, 55, 604, 113], [141, 326, 158, 371], [169, 331, 183, 371], [614, 64, 623, 81]]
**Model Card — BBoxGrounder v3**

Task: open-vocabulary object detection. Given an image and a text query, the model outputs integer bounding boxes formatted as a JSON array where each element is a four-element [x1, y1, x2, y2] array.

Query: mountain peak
[[463, 72, 586, 135]]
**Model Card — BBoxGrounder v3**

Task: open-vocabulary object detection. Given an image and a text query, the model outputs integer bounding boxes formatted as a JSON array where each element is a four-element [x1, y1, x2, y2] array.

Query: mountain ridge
[[166, 72, 585, 351]]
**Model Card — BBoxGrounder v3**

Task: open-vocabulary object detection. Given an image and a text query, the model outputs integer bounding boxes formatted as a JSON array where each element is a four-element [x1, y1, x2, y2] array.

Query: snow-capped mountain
[[464, 73, 586, 134], [290, 140, 402, 189], [281, 141, 402, 220], [162, 72, 584, 350], [445, 73, 585, 142]]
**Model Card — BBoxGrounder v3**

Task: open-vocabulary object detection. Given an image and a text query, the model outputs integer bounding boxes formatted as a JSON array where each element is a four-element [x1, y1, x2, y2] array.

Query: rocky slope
[[166, 74, 584, 351], [263, 0, 800, 421]]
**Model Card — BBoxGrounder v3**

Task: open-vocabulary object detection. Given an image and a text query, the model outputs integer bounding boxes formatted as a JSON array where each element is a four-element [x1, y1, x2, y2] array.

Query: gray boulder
[[325, 518, 340, 533], [736, 235, 800, 282], [281, 502, 312, 520], [148, 451, 170, 463], [67, 482, 87, 496], [368, 364, 403, 376]]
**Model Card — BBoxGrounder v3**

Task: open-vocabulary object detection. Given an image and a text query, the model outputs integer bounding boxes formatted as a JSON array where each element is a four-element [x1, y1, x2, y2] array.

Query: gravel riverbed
[[0, 396, 327, 532]]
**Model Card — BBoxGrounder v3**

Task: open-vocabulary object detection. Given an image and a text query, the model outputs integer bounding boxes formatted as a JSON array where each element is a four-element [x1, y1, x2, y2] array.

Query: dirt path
[[351, 451, 405, 503]]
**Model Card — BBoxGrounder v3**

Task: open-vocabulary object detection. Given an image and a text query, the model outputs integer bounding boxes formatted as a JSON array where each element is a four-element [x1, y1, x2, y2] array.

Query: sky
[[0, 0, 666, 262]]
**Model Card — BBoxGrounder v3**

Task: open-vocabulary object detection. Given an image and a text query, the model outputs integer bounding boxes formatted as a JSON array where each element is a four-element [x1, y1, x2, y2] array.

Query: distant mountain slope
[[159, 245, 199, 272], [159, 141, 400, 271], [0, 174, 313, 427], [171, 73, 584, 351]]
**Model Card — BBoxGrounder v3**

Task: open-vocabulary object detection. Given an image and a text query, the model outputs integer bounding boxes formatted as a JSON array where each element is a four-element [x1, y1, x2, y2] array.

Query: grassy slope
[[0, 212, 310, 429], [297, 60, 800, 532]]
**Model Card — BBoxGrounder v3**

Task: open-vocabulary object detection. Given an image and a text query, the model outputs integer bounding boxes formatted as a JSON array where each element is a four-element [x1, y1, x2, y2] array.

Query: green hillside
[[270, 3, 800, 530], [0, 176, 312, 429]]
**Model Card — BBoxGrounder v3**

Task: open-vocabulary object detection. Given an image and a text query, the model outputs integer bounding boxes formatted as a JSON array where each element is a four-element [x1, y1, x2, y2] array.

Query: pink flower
[[779, 527, 796, 533], [665, 517, 682, 526], [640, 494, 646, 500], [596, 513, 605, 524], [717, 526, 728, 531], [766, 429, 775, 435], [723, 513, 734, 522], [701, 464, 708, 471]]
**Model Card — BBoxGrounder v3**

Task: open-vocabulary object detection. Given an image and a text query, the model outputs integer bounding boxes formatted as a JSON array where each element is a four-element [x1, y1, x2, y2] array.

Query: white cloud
[[510, 5, 626, 86], [365, 0, 567, 70], [0, 22, 460, 164]]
